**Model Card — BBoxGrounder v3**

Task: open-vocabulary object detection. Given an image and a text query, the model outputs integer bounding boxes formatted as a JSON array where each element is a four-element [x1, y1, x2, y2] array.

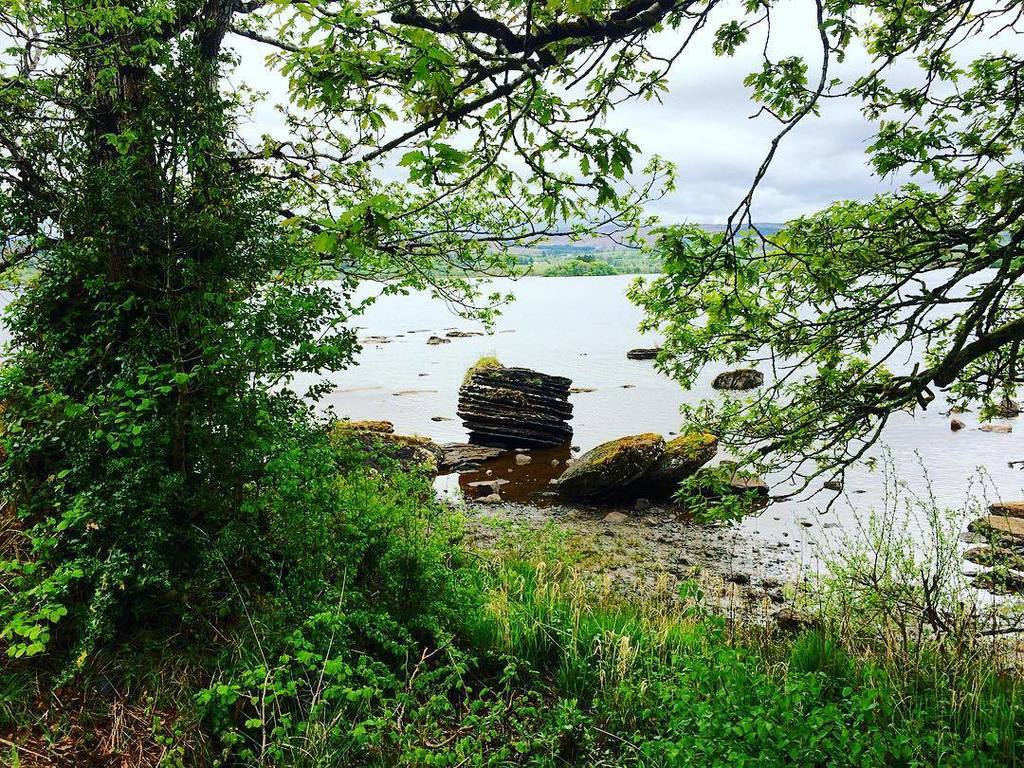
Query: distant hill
[[519, 223, 786, 276]]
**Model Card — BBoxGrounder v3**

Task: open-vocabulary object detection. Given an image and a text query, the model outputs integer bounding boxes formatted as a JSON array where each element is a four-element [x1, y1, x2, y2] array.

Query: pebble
[[515, 454, 532, 466]]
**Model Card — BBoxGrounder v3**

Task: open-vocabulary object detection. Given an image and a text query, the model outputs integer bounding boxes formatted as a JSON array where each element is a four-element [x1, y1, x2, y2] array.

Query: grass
[[463, 354, 503, 384], [3, 459, 1023, 766]]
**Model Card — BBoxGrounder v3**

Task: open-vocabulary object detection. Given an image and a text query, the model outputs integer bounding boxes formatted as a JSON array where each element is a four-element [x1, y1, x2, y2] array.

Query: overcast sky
[[233, 0, 1021, 225]]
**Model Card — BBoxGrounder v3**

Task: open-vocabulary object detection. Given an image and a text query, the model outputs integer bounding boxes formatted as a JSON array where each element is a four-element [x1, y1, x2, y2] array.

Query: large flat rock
[[459, 364, 573, 448]]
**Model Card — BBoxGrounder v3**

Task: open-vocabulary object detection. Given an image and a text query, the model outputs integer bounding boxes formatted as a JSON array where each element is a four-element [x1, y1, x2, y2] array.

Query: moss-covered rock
[[639, 433, 719, 499], [556, 433, 665, 499], [330, 420, 441, 473]]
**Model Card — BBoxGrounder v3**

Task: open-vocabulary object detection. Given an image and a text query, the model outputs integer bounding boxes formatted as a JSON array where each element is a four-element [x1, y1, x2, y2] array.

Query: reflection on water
[[453, 445, 573, 506]]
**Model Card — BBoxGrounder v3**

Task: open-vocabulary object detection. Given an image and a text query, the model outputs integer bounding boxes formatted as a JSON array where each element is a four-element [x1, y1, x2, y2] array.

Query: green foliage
[[537, 258, 618, 277]]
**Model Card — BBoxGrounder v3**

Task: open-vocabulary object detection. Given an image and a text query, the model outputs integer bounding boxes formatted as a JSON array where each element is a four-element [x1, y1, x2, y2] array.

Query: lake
[[301, 274, 1024, 567]]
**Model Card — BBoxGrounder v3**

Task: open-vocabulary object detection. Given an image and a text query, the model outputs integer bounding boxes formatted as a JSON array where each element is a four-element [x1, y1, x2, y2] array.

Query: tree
[[0, 0, 693, 662], [630, 1, 1024, 494]]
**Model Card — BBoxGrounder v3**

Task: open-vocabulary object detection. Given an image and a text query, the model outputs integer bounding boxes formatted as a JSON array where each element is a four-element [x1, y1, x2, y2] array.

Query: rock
[[467, 478, 510, 496], [971, 569, 1024, 595], [458, 362, 573, 448], [638, 433, 718, 499], [430, 416, 452, 422], [692, 461, 769, 499], [476, 493, 503, 504], [569, 387, 595, 394], [775, 607, 814, 633], [515, 453, 533, 466], [621, 384, 636, 389], [393, 389, 437, 396], [990, 501, 1024, 519], [556, 434, 666, 500], [725, 572, 750, 586], [951, 418, 965, 431], [996, 398, 1021, 418], [446, 330, 484, 338], [626, 347, 660, 360], [712, 368, 764, 391], [634, 497, 652, 512], [331, 422, 441, 473], [823, 479, 842, 492], [550, 459, 560, 467], [426, 335, 450, 345], [335, 419, 394, 434], [980, 423, 1013, 433], [963, 545, 1024, 570], [968, 515, 1024, 545], [438, 443, 507, 472], [602, 511, 630, 524], [360, 335, 391, 344]]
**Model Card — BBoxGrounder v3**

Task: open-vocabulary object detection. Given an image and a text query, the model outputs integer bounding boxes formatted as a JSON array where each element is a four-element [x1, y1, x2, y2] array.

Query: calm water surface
[[303, 274, 1024, 562]]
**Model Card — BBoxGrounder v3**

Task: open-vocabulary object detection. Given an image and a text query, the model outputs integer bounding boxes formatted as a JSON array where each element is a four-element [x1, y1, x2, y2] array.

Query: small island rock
[[712, 368, 764, 391]]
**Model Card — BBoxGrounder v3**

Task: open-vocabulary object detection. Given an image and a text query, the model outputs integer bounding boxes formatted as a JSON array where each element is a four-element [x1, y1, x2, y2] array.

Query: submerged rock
[[691, 461, 769, 499], [712, 368, 764, 391], [626, 347, 660, 360], [638, 433, 719, 499], [439, 443, 507, 472], [980, 423, 1013, 433], [426, 335, 450, 345], [447, 330, 484, 338], [950, 418, 965, 431], [556, 433, 665, 500], [458, 361, 573, 448]]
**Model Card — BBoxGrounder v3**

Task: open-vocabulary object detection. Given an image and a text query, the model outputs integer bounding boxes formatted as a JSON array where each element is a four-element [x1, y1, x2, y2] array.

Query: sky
[[233, 0, 1021, 226]]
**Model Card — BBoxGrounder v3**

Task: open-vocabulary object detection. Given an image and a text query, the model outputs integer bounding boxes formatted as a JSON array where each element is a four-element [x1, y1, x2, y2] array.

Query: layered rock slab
[[458, 364, 573, 448]]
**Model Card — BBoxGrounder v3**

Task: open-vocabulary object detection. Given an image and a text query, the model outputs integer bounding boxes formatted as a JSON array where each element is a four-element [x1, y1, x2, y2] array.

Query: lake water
[[303, 274, 1024, 566]]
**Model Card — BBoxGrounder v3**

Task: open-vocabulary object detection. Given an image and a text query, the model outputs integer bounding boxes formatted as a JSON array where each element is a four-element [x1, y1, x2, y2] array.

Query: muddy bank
[[459, 497, 804, 618]]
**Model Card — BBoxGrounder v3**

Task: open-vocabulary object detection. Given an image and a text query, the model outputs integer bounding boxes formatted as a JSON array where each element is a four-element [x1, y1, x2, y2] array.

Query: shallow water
[[300, 274, 1024, 570]]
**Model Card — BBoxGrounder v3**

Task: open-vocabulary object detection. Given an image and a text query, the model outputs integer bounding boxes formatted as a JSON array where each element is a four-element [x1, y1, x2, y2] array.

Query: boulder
[[972, 569, 1024, 595], [438, 443, 507, 472], [823, 479, 843, 492], [515, 453, 532, 466], [556, 433, 665, 500], [963, 545, 1024, 570], [712, 368, 764, 391], [950, 418, 965, 431], [458, 362, 573, 448], [995, 398, 1021, 418], [990, 501, 1024, 519], [426, 335, 450, 345], [626, 347, 660, 360], [331, 422, 441, 473], [637, 433, 719, 499]]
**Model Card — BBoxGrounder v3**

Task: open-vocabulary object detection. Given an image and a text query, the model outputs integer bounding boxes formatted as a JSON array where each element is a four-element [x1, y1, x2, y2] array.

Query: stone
[[438, 443, 507, 473], [458, 361, 573, 448], [602, 511, 630, 524], [426, 335, 450, 345], [995, 398, 1021, 418], [971, 569, 1024, 595], [634, 497, 652, 512], [968, 515, 1024, 545], [331, 422, 440, 473], [626, 347, 660, 360], [725, 572, 750, 586], [691, 461, 769, 499], [446, 330, 484, 338], [467, 478, 510, 496], [430, 416, 452, 422], [980, 423, 1013, 433], [823, 479, 843, 492], [476, 493, 503, 504], [638, 433, 718, 499], [990, 501, 1024, 519], [515, 453, 533, 466], [556, 434, 666, 500], [570, 387, 596, 394], [951, 418, 965, 431], [775, 607, 814, 633], [963, 545, 1024, 570], [335, 419, 394, 433], [712, 368, 764, 390], [550, 459, 560, 467]]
